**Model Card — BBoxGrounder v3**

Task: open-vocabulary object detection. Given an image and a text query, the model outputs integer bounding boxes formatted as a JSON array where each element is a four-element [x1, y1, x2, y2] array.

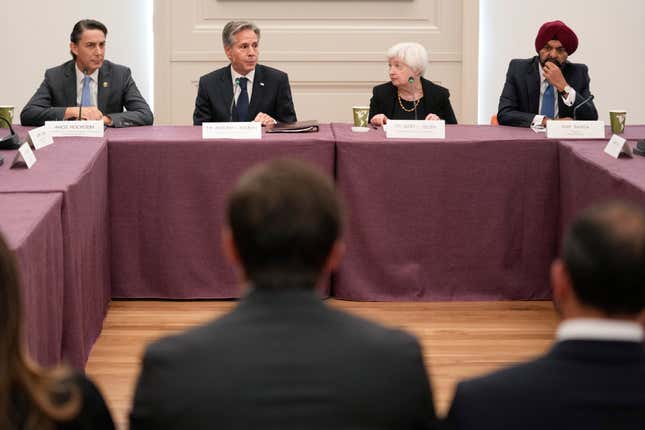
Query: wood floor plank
[[85, 299, 557, 430]]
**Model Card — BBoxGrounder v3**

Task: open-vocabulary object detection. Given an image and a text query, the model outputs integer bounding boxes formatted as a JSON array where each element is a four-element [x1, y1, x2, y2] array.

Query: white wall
[[479, 0, 645, 125], [0, 1, 153, 123]]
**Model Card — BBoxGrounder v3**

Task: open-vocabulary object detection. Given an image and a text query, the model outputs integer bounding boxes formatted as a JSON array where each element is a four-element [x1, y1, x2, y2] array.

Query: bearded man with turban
[[497, 20, 598, 127]]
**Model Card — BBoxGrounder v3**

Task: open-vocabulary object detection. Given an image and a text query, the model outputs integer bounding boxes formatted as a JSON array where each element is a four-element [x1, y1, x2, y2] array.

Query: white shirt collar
[[556, 318, 644, 343], [75, 64, 99, 83], [230, 66, 255, 86]]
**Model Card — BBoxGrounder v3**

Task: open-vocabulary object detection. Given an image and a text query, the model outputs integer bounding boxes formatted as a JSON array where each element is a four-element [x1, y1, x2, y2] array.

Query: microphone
[[408, 76, 417, 121], [229, 78, 240, 122], [78, 68, 88, 121], [0, 116, 21, 150], [573, 94, 594, 120]]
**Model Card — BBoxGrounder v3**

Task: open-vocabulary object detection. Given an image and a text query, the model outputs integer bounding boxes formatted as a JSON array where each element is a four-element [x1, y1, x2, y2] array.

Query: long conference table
[[1, 123, 644, 368]]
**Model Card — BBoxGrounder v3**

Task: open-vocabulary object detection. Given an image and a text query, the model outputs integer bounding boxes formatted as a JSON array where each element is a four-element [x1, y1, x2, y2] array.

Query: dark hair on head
[[0, 233, 80, 429], [69, 19, 108, 59], [562, 200, 645, 316], [227, 159, 343, 289]]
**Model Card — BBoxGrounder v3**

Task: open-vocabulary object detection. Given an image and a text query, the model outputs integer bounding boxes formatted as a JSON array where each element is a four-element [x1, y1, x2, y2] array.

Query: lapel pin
[[260, 82, 265, 86], [102, 82, 109, 88]]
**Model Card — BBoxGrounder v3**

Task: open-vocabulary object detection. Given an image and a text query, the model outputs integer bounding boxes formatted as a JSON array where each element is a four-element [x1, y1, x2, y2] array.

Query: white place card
[[202, 122, 262, 140], [27, 126, 53, 150], [11, 142, 37, 169], [385, 120, 445, 139], [546, 120, 605, 139], [604, 134, 633, 159], [45, 120, 104, 137]]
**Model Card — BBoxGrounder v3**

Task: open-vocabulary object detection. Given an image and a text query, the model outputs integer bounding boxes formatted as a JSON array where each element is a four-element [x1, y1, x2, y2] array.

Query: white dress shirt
[[532, 63, 577, 127], [75, 64, 99, 106], [231, 66, 255, 104], [556, 318, 644, 343]]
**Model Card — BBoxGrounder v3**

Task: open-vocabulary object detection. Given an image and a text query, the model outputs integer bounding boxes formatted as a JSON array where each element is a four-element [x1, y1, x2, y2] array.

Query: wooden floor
[[86, 299, 558, 430]]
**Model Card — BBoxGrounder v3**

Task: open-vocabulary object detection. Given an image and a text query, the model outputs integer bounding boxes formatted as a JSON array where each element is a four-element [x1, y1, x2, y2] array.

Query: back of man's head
[[226, 159, 343, 289], [562, 201, 645, 316]]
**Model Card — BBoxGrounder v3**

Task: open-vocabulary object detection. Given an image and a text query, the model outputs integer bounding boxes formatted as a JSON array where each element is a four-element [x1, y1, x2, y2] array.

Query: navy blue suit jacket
[[497, 56, 598, 127], [20, 60, 153, 128], [193, 64, 297, 125], [446, 340, 645, 430]]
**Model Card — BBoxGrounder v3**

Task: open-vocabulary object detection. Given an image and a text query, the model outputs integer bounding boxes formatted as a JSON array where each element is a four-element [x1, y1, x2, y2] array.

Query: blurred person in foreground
[[446, 201, 645, 430], [130, 159, 437, 429], [0, 232, 114, 429]]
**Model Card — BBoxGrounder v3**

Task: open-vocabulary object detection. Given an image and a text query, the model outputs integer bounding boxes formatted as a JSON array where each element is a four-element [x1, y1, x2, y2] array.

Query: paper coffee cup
[[352, 106, 369, 128], [0, 105, 14, 128], [609, 110, 627, 134]]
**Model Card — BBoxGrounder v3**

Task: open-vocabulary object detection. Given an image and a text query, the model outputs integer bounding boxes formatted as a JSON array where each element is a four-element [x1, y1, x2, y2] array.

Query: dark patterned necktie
[[237, 77, 249, 122]]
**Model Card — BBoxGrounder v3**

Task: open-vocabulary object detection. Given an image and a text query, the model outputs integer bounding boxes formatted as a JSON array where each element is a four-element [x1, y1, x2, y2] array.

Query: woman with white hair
[[369, 42, 457, 126]]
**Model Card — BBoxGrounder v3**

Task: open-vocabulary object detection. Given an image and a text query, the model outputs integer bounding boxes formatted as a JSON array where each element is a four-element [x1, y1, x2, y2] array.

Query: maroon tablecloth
[[0, 132, 110, 368], [559, 132, 645, 238], [107, 125, 335, 298], [331, 123, 563, 300], [0, 193, 64, 366]]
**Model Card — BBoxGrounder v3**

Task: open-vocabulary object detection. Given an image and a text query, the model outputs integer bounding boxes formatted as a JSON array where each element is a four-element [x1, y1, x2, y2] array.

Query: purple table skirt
[[107, 125, 335, 298], [332, 123, 559, 300], [0, 193, 64, 366], [0, 132, 110, 368]]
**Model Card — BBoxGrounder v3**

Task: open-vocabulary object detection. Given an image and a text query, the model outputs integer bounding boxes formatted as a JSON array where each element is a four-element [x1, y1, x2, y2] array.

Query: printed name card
[[11, 142, 37, 169], [604, 134, 633, 159], [385, 120, 446, 139], [27, 126, 53, 150], [546, 120, 605, 139], [202, 122, 262, 140], [45, 120, 104, 137]]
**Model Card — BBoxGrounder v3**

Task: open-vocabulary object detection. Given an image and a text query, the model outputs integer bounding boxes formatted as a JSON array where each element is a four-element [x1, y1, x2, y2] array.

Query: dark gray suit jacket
[[20, 60, 153, 128], [130, 287, 437, 430], [497, 56, 598, 127], [446, 340, 645, 430], [193, 64, 297, 125]]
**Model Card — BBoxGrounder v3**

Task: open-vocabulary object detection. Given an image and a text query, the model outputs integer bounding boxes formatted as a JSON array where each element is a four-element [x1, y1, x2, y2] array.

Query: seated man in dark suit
[[193, 20, 297, 126], [497, 20, 598, 127], [130, 159, 437, 430], [20, 19, 153, 128], [446, 201, 645, 430]]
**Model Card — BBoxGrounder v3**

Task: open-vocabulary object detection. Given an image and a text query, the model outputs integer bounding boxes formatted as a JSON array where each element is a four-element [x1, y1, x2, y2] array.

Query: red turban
[[534, 20, 578, 55]]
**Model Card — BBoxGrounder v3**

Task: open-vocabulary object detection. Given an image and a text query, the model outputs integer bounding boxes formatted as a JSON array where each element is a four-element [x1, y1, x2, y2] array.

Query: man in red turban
[[497, 20, 597, 127]]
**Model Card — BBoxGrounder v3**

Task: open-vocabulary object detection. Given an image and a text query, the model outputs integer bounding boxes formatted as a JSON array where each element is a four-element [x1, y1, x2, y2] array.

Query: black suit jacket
[[130, 287, 437, 430], [20, 60, 153, 128], [446, 340, 645, 430], [497, 56, 598, 127], [193, 64, 297, 125], [369, 78, 457, 124]]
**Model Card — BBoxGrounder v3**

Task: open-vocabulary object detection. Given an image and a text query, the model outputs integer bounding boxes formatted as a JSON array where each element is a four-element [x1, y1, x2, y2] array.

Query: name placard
[[385, 120, 446, 139], [45, 120, 104, 137], [202, 122, 262, 140], [27, 126, 53, 150], [604, 134, 633, 159], [546, 120, 605, 139], [11, 142, 37, 169]]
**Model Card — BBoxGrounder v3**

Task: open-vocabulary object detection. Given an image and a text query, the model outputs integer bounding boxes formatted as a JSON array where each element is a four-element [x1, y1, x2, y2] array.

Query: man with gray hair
[[193, 20, 297, 125]]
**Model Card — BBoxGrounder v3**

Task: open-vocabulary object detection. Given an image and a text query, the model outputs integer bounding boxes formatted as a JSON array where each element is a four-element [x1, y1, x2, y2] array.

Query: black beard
[[542, 58, 563, 69]]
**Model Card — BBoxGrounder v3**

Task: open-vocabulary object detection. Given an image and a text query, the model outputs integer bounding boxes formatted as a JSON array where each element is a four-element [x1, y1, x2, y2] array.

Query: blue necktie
[[236, 77, 249, 122], [540, 84, 555, 119], [81, 76, 93, 107]]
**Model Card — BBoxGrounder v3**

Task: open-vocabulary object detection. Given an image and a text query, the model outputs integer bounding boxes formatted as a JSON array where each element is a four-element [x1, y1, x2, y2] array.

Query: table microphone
[[0, 116, 21, 150], [408, 76, 418, 121], [572, 94, 594, 120], [78, 68, 88, 121], [229, 78, 240, 122]]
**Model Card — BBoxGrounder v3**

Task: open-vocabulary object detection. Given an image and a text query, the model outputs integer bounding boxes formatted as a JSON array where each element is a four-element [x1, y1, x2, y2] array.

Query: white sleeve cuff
[[532, 115, 545, 127], [562, 88, 576, 106]]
